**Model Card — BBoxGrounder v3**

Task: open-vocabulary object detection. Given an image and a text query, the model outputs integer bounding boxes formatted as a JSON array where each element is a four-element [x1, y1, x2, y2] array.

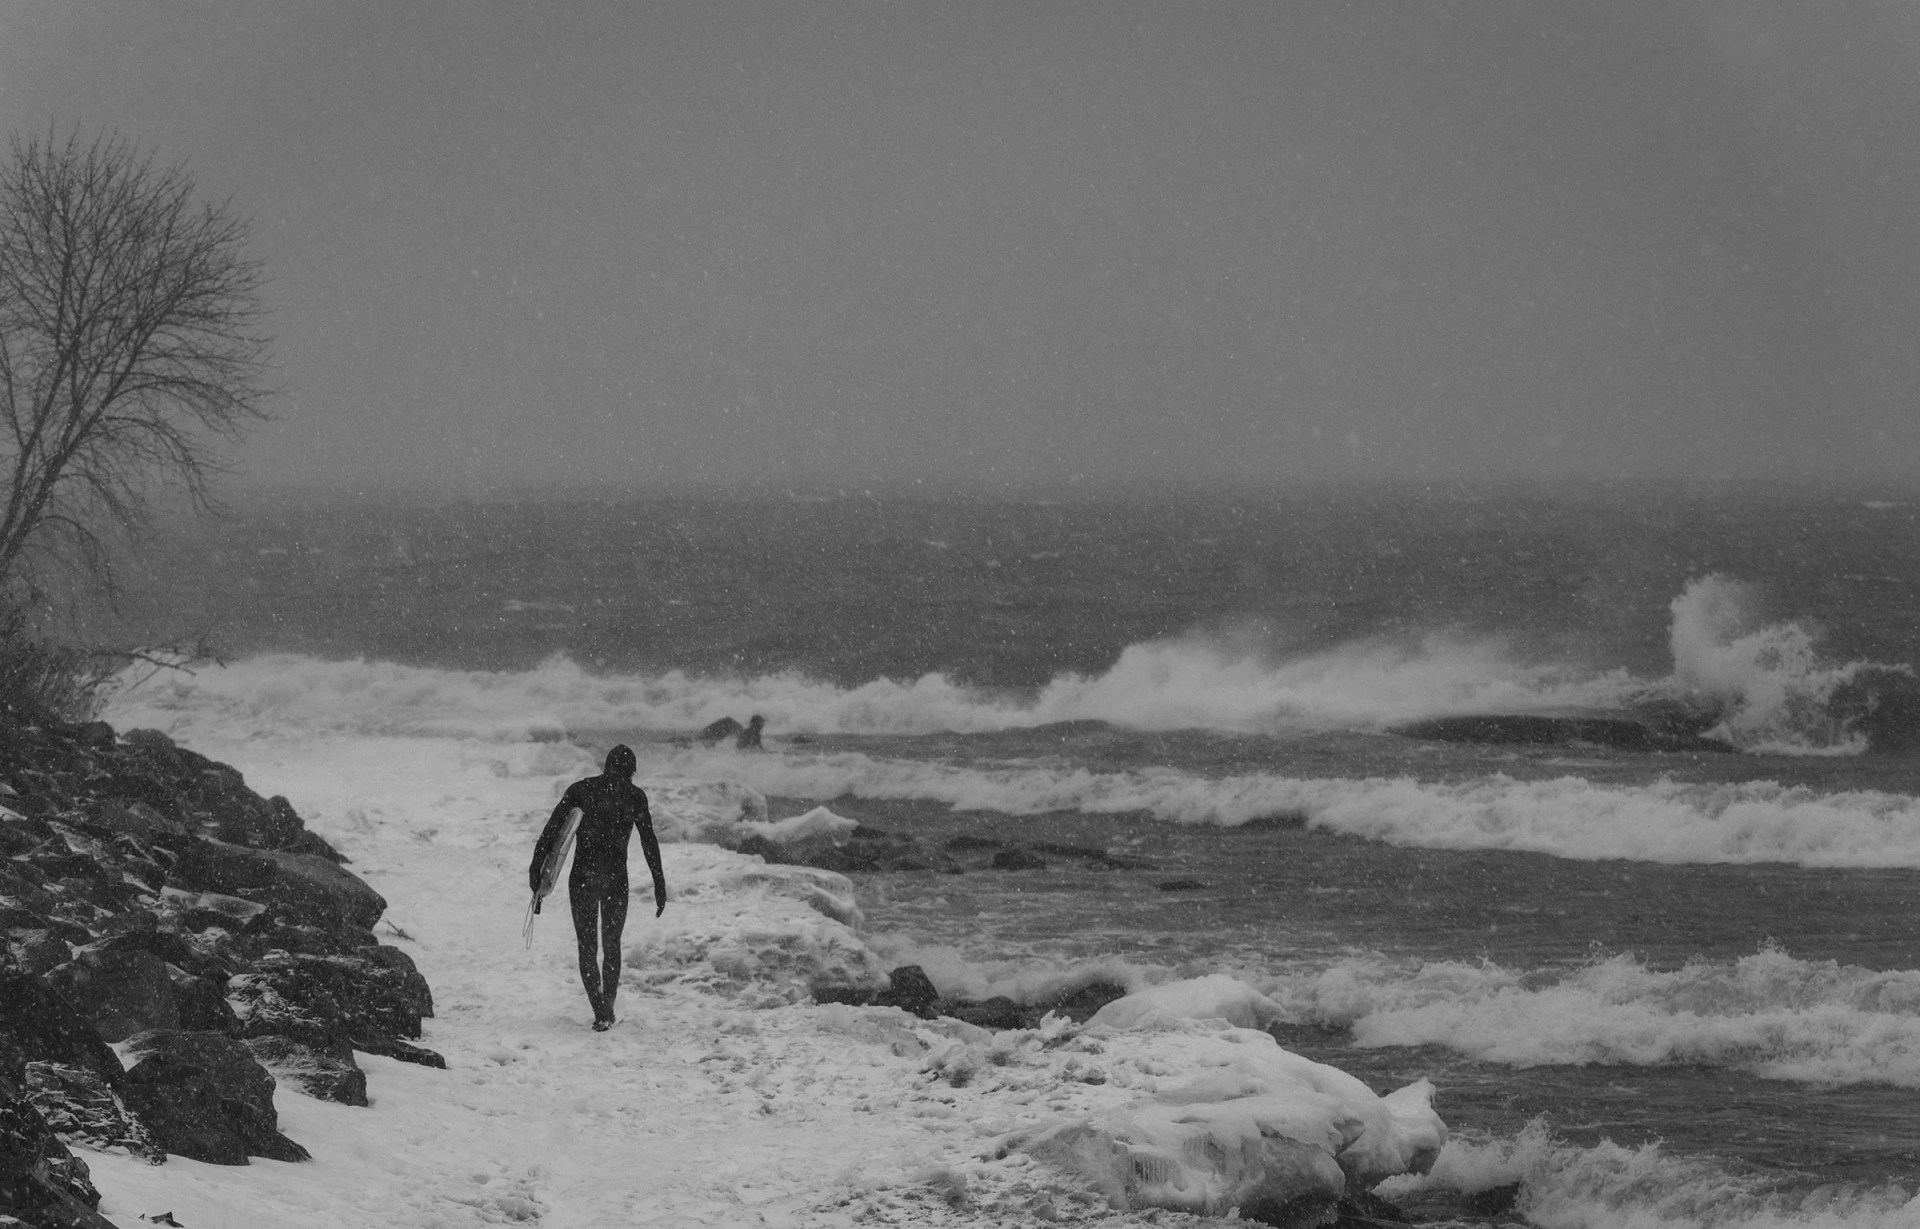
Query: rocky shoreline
[[0, 718, 438, 1228]]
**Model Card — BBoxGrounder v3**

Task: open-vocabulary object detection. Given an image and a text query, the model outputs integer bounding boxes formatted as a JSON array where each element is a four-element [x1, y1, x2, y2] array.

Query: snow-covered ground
[[82, 713, 1442, 1228]]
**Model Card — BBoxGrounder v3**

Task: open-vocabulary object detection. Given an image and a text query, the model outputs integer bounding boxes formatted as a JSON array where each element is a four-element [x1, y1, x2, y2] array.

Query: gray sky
[[2, 1, 1917, 491]]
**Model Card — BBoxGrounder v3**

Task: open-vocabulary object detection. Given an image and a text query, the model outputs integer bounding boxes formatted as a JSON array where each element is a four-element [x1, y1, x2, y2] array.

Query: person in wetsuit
[[529, 744, 667, 1031]]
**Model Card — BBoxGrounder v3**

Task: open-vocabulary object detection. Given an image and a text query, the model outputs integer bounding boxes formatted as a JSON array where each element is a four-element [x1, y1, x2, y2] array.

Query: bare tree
[[0, 129, 272, 607]]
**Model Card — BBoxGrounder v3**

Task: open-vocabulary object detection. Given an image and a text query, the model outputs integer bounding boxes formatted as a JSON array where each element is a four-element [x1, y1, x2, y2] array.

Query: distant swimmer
[[697, 714, 766, 750], [528, 744, 666, 1031]]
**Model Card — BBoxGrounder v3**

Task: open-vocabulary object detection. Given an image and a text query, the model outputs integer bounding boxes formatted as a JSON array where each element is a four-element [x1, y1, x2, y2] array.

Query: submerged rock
[[1390, 712, 1735, 753]]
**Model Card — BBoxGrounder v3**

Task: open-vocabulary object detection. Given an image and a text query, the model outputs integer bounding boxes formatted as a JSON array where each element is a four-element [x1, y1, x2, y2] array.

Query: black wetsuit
[[529, 757, 666, 1025]]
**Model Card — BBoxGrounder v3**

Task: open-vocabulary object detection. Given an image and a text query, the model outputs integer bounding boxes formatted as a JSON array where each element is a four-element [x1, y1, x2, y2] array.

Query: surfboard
[[523, 807, 581, 948]]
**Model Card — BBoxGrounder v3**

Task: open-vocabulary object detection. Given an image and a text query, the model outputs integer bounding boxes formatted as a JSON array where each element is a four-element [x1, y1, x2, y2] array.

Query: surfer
[[529, 744, 667, 1031], [697, 713, 766, 750]]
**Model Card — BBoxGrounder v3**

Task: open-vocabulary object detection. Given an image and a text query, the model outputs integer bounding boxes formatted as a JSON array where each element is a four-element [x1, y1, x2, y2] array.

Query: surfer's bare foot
[[592, 1017, 611, 1032]]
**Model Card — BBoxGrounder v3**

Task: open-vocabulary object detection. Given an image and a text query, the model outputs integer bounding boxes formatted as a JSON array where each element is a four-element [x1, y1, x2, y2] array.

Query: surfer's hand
[[655, 897, 665, 917]]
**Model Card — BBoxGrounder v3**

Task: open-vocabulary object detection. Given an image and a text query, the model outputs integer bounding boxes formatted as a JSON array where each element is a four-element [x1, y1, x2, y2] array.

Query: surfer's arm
[[635, 793, 666, 915]]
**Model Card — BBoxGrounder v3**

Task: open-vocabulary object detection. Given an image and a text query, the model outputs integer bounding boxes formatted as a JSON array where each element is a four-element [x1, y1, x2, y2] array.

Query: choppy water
[[133, 485, 1920, 1224]]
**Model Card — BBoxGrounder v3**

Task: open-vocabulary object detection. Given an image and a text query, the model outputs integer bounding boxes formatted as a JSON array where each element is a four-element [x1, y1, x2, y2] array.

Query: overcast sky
[[2, 2, 1916, 492]]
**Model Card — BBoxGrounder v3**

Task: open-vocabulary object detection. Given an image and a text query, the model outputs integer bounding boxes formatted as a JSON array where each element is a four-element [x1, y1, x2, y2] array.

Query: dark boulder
[[228, 951, 429, 1051], [43, 947, 179, 1042], [170, 837, 385, 931], [118, 1029, 309, 1165], [1037, 980, 1129, 1022], [991, 847, 1048, 871], [243, 1035, 367, 1107], [353, 1035, 447, 1069], [942, 996, 1031, 1031], [871, 965, 941, 1018], [0, 1088, 118, 1228], [23, 1061, 165, 1165], [7, 929, 72, 977], [170, 965, 241, 1034], [0, 972, 124, 1090]]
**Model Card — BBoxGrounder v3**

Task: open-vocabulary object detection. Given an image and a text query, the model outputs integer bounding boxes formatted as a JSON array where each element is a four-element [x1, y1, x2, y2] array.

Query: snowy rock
[[228, 950, 430, 1052], [1010, 1019, 1446, 1222], [633, 848, 888, 1000], [22, 1061, 164, 1164], [1089, 973, 1289, 1032], [242, 1035, 367, 1107], [0, 1086, 116, 1228], [117, 1030, 309, 1166]]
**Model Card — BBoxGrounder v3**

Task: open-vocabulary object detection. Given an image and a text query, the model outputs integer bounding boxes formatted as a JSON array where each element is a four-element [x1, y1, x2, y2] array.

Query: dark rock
[[872, 965, 941, 1018], [356, 944, 434, 1019], [69, 724, 115, 752], [1037, 980, 1129, 1022], [991, 847, 1047, 871], [161, 886, 268, 933], [121, 729, 177, 754], [228, 951, 428, 1050], [169, 965, 240, 1034], [0, 1087, 118, 1228], [242, 1036, 366, 1107], [119, 1029, 309, 1165], [44, 947, 182, 1043], [170, 838, 385, 931], [352, 1036, 446, 1069], [87, 800, 187, 844], [7, 930, 71, 977], [941, 996, 1031, 1031], [23, 1062, 165, 1164], [0, 972, 125, 1090]]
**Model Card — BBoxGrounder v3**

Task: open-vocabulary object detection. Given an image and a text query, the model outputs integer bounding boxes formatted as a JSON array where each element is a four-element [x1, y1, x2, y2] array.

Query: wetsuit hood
[[603, 744, 637, 778]]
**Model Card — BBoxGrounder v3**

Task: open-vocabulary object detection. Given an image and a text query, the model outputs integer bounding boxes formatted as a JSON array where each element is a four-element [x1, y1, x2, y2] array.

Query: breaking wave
[[104, 575, 1916, 754], [1262, 945, 1920, 1088]]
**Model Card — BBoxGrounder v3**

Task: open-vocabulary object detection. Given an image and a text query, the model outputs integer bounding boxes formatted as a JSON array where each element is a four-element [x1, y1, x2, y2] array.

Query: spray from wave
[[1646, 575, 1916, 755]]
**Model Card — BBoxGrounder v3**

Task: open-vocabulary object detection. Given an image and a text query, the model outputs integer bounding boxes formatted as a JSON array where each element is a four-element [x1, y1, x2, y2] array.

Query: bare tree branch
[[0, 128, 274, 609]]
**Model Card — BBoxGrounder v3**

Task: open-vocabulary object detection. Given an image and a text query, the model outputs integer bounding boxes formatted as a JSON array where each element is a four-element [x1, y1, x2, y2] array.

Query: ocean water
[[130, 485, 1920, 1225]]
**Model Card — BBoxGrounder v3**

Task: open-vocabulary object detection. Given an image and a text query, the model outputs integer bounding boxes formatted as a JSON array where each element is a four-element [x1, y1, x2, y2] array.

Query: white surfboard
[[523, 807, 582, 948]]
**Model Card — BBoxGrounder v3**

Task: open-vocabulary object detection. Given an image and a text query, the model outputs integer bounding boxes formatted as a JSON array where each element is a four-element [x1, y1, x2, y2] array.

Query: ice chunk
[[1089, 973, 1287, 1031]]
